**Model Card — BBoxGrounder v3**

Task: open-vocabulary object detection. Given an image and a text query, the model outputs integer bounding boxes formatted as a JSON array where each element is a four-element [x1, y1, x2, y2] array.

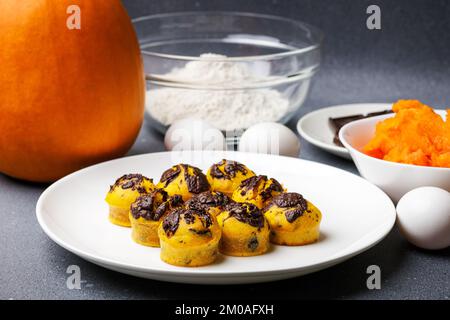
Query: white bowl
[[339, 110, 450, 203], [135, 12, 322, 133]]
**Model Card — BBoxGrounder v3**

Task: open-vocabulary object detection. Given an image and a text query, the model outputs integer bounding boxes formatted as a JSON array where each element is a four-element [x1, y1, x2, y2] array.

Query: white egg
[[396, 187, 450, 250], [239, 122, 300, 157], [164, 118, 225, 151]]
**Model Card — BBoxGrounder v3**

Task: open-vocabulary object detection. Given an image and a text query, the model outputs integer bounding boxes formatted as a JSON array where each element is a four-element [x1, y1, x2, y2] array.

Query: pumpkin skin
[[0, 0, 145, 182]]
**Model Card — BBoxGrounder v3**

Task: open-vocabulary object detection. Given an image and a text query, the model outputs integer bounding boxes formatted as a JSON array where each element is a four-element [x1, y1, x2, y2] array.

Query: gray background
[[1, 0, 449, 299]]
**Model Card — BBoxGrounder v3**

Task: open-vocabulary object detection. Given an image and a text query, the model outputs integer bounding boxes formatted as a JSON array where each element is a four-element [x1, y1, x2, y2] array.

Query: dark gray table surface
[[1, 0, 449, 300]]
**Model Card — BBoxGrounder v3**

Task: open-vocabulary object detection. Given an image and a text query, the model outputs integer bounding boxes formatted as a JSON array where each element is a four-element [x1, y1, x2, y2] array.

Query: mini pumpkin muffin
[[216, 202, 270, 256], [158, 208, 221, 267], [206, 159, 256, 196], [157, 164, 210, 201], [185, 191, 231, 217], [232, 175, 284, 209], [263, 192, 322, 246], [129, 190, 184, 247], [105, 174, 155, 227]]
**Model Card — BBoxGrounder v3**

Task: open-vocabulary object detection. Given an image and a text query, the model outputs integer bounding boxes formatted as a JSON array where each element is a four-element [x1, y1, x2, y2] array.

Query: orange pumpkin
[[0, 0, 145, 182]]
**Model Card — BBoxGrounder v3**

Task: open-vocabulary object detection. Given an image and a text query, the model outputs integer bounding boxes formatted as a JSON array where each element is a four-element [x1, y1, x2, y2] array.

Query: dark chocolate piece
[[265, 192, 308, 223], [154, 194, 184, 220], [186, 191, 231, 212], [209, 159, 250, 180], [284, 209, 306, 223], [131, 190, 184, 221], [210, 164, 225, 178], [260, 178, 283, 201], [183, 164, 210, 194], [183, 210, 196, 225], [271, 192, 307, 208], [248, 236, 259, 251], [130, 190, 165, 221], [160, 165, 181, 187], [110, 174, 152, 194], [239, 175, 282, 201], [225, 202, 265, 229], [162, 208, 213, 237], [329, 110, 393, 147], [162, 209, 181, 237], [189, 228, 212, 237], [160, 164, 209, 194], [239, 175, 266, 195]]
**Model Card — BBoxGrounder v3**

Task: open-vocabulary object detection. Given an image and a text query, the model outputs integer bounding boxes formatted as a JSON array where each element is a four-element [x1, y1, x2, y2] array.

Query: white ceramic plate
[[36, 151, 396, 284], [297, 103, 392, 159]]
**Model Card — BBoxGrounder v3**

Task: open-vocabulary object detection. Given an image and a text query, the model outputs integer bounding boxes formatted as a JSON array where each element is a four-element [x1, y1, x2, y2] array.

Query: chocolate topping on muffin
[[239, 175, 264, 195], [239, 175, 283, 200], [265, 192, 308, 223], [225, 202, 265, 229], [184, 165, 210, 194], [160, 164, 210, 194], [162, 209, 181, 237], [155, 194, 183, 219], [110, 174, 152, 194], [160, 166, 182, 187], [260, 179, 283, 201], [162, 208, 213, 237], [186, 191, 231, 212], [210, 159, 250, 179], [130, 190, 183, 221]]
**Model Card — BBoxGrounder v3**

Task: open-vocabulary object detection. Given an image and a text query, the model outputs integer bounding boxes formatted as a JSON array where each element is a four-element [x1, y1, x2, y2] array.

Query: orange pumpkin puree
[[363, 100, 450, 168]]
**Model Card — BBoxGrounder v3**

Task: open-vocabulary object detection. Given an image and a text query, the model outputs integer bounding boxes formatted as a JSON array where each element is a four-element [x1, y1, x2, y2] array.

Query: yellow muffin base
[[108, 206, 131, 227], [270, 226, 320, 246], [130, 216, 160, 247], [207, 179, 234, 197], [265, 200, 322, 246], [217, 209, 270, 257], [220, 232, 270, 257], [231, 195, 265, 210], [159, 238, 220, 267]]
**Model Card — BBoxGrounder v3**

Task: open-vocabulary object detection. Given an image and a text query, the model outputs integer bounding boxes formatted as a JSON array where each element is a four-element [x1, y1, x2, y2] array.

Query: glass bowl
[[133, 12, 323, 136]]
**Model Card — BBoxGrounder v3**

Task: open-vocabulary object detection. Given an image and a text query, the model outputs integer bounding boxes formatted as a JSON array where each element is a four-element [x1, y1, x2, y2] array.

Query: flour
[[164, 53, 257, 84], [146, 53, 289, 131]]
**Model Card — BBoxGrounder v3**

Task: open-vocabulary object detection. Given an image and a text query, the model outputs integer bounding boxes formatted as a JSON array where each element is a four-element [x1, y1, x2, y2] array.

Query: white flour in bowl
[[146, 53, 289, 131]]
